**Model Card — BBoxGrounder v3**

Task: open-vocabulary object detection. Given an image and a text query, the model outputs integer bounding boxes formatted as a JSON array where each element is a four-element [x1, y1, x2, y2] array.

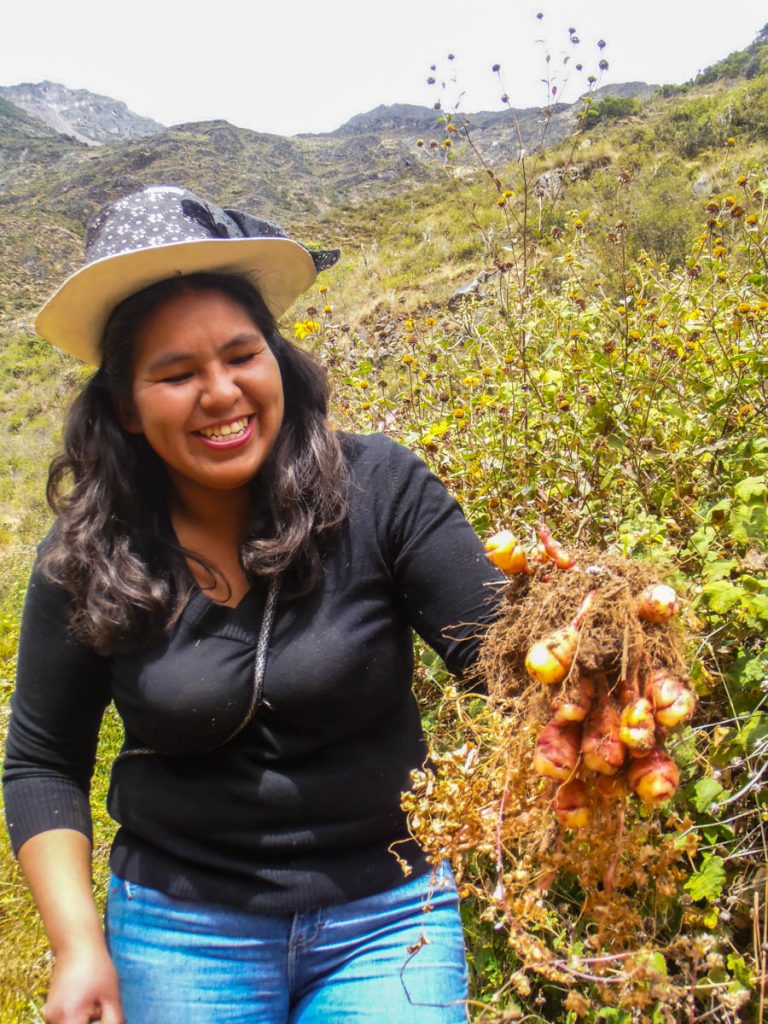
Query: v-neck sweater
[[3, 432, 504, 913]]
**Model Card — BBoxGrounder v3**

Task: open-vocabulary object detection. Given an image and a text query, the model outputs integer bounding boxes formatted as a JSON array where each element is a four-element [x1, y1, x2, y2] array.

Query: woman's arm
[[380, 437, 506, 678], [18, 829, 123, 1024], [4, 558, 117, 1021]]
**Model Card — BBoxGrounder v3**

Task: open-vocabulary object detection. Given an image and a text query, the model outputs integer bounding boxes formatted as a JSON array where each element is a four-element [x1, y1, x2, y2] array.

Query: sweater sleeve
[[3, 560, 112, 855], [382, 437, 506, 680]]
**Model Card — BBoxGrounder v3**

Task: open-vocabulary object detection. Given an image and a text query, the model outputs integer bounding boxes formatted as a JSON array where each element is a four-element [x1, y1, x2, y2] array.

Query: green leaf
[[705, 498, 732, 522], [726, 953, 755, 987], [634, 950, 668, 976], [745, 593, 768, 622], [596, 1010, 631, 1024], [689, 526, 716, 556], [703, 559, 739, 582], [685, 855, 726, 901], [735, 476, 767, 503], [692, 777, 724, 813], [741, 714, 768, 755], [701, 580, 744, 613], [727, 655, 767, 692]]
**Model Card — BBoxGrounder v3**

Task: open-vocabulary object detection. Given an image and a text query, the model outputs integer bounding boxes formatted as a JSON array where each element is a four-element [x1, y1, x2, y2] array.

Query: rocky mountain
[[0, 81, 165, 146], [312, 82, 655, 166]]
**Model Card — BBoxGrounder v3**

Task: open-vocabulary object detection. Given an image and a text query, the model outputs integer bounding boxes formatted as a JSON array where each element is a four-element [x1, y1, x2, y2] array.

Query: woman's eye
[[160, 371, 192, 384], [229, 353, 255, 367]]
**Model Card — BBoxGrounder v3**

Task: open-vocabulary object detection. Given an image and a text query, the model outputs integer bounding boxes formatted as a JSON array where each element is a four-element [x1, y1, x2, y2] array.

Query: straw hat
[[36, 185, 340, 363]]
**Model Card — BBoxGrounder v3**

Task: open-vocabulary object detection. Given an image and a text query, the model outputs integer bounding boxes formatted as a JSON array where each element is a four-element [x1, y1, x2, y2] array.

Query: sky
[[2, 1, 767, 137]]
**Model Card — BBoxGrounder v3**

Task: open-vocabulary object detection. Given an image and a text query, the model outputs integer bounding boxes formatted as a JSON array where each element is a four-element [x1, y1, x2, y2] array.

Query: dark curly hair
[[41, 273, 349, 655]]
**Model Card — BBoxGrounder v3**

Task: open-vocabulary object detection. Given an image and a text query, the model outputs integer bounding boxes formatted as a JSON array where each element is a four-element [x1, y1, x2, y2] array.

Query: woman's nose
[[200, 366, 240, 409]]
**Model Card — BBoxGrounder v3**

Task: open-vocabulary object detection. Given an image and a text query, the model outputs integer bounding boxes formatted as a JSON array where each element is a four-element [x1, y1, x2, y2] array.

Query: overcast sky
[[2, 1, 766, 136]]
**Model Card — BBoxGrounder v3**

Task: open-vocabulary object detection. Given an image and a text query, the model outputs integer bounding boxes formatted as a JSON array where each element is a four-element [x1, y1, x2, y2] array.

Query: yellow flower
[[357, 380, 369, 389], [293, 320, 321, 340], [318, 284, 328, 294], [453, 408, 466, 419], [405, 319, 414, 330], [628, 330, 641, 340], [725, 136, 735, 146], [746, 214, 758, 225], [425, 317, 436, 326], [323, 304, 332, 314], [361, 401, 371, 410], [402, 354, 416, 365]]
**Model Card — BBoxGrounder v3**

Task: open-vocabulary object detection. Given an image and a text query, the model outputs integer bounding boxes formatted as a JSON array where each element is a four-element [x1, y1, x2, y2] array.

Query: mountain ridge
[[0, 81, 165, 146]]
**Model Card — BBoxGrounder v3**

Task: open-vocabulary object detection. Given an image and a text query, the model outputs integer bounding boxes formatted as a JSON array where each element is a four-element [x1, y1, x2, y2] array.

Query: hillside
[[0, 76, 659, 331]]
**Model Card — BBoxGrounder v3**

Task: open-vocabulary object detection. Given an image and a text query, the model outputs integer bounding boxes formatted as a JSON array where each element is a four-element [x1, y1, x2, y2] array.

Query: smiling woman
[[122, 288, 285, 498], [2, 185, 504, 1024]]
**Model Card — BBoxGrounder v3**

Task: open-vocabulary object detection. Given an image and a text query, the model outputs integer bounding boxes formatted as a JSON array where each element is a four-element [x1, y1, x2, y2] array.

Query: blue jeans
[[105, 862, 469, 1023]]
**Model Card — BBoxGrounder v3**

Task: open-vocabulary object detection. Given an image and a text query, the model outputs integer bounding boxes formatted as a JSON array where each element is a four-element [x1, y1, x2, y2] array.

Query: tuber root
[[595, 771, 630, 801], [637, 584, 680, 623], [645, 669, 696, 728], [533, 722, 582, 780], [485, 530, 530, 575], [551, 672, 595, 724], [537, 523, 576, 570], [582, 698, 626, 775], [553, 779, 591, 829], [525, 591, 595, 685], [619, 697, 657, 753], [628, 746, 680, 804]]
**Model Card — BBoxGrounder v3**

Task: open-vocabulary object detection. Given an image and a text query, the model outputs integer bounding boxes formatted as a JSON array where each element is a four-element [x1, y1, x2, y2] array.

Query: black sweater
[[3, 433, 504, 913]]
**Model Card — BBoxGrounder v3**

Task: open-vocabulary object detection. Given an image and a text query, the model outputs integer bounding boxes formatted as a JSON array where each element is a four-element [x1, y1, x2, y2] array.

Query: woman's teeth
[[198, 417, 249, 440]]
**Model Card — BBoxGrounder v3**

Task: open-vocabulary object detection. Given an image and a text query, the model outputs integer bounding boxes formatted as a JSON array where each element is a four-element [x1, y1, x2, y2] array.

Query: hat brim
[[36, 237, 318, 364]]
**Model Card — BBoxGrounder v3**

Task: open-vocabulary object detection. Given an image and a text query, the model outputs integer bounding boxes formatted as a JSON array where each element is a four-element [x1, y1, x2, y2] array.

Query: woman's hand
[[44, 944, 124, 1024], [17, 830, 124, 1023]]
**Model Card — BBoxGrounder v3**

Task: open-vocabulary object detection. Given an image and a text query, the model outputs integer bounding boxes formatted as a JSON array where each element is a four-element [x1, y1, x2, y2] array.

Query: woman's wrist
[[48, 911, 108, 959]]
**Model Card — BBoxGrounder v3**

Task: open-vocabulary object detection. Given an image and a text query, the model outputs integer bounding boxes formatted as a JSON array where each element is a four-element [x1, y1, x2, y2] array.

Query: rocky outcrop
[[0, 81, 164, 147]]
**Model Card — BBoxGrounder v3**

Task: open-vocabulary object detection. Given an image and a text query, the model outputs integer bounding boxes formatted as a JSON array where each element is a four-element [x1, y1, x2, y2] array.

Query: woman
[[3, 185, 503, 1024]]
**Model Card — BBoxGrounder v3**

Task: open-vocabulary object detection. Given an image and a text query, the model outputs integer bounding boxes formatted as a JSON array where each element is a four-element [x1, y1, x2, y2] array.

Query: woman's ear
[[114, 397, 143, 434]]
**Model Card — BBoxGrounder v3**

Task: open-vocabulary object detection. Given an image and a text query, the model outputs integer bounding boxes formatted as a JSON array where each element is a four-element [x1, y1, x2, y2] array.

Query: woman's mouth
[[194, 416, 254, 448]]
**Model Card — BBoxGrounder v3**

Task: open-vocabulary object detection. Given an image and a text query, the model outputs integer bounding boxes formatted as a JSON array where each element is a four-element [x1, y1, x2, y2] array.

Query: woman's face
[[123, 287, 285, 500]]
